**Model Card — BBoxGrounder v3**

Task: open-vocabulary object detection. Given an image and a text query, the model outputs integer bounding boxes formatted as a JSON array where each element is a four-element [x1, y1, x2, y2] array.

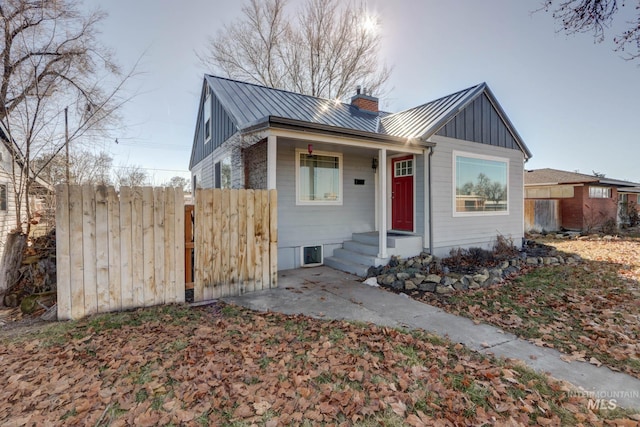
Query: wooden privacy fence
[[56, 186, 278, 319], [56, 185, 185, 320], [192, 189, 278, 302], [525, 199, 561, 232]]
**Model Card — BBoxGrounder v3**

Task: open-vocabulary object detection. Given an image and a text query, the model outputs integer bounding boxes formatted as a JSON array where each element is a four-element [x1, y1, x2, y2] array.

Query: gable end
[[436, 93, 519, 150], [190, 84, 238, 169]]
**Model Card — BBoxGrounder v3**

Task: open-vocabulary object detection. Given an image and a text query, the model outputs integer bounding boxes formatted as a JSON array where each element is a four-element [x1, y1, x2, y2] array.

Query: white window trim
[[295, 148, 343, 206], [388, 154, 417, 233], [452, 150, 509, 217]]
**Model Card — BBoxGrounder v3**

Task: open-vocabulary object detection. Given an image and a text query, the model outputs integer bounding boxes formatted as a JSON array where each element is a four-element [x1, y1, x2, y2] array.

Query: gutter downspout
[[428, 146, 434, 254], [378, 148, 387, 259]]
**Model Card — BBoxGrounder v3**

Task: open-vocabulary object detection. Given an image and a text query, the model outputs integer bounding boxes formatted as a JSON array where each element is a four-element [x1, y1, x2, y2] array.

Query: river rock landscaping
[[367, 238, 582, 295]]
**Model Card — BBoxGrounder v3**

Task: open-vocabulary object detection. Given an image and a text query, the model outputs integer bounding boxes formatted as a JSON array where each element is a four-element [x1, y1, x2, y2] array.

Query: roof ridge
[[382, 82, 485, 119], [205, 74, 379, 114]]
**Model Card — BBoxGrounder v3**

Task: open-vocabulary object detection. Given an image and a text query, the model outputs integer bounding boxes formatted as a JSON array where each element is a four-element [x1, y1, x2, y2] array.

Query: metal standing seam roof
[[378, 84, 484, 139], [203, 75, 531, 158], [205, 75, 380, 134]]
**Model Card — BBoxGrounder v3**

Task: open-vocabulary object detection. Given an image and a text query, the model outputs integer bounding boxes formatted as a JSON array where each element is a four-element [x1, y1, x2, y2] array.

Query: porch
[[265, 129, 433, 272], [324, 232, 423, 276]]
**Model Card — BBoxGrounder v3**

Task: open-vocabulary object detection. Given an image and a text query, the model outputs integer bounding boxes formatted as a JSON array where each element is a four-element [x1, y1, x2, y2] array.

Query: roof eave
[[600, 178, 640, 187], [525, 181, 590, 186], [618, 187, 640, 193], [242, 116, 435, 148]]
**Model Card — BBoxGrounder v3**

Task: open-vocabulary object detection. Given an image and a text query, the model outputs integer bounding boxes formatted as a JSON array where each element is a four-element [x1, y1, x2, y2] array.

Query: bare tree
[[164, 175, 189, 191], [0, 0, 137, 234], [114, 165, 148, 189], [540, 0, 640, 60], [199, 0, 391, 99], [32, 150, 113, 186]]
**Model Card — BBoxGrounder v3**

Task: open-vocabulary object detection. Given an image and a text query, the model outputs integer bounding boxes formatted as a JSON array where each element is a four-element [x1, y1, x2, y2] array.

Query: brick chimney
[[351, 86, 379, 113]]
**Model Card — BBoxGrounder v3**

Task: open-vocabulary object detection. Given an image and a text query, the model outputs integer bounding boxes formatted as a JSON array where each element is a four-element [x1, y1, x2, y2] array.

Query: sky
[[92, 0, 640, 185]]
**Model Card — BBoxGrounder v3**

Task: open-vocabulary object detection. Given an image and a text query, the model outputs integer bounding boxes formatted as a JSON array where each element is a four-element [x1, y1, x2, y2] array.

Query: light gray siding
[[190, 151, 215, 189], [429, 135, 524, 257], [191, 133, 244, 190], [414, 154, 425, 239], [276, 139, 376, 270]]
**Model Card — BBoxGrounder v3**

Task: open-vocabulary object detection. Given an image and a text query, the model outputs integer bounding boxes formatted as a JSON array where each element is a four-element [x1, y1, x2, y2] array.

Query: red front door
[[392, 156, 414, 231]]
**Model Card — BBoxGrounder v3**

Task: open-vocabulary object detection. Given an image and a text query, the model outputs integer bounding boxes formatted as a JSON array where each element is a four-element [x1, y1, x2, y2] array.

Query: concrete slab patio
[[223, 266, 640, 410]]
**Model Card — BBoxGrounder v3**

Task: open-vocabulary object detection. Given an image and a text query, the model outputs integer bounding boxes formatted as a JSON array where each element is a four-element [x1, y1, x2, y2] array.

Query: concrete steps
[[323, 256, 371, 277], [325, 232, 424, 277]]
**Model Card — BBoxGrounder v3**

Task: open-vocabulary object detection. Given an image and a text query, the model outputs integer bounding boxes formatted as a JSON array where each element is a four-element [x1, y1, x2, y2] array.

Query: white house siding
[[0, 142, 25, 262], [276, 139, 376, 270], [429, 135, 525, 257]]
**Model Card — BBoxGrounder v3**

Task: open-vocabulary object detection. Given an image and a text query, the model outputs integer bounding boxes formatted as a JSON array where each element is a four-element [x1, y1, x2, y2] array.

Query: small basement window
[[301, 245, 323, 267]]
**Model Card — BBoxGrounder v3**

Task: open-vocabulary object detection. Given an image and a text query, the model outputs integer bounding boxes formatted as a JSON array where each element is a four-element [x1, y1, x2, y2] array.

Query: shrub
[[600, 218, 618, 235], [442, 235, 518, 273]]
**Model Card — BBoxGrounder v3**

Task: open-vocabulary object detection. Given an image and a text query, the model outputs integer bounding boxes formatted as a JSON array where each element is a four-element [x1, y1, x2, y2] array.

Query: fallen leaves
[[421, 238, 640, 379], [0, 302, 637, 425]]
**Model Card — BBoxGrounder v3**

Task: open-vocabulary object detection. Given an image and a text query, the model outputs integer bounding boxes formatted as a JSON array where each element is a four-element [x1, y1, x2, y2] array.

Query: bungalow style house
[[190, 75, 532, 275], [524, 168, 640, 231]]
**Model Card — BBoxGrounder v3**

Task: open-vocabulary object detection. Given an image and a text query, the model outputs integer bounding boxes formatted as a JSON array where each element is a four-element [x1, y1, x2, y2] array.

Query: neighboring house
[[190, 75, 532, 275], [0, 122, 53, 262], [0, 122, 26, 262], [524, 168, 640, 231]]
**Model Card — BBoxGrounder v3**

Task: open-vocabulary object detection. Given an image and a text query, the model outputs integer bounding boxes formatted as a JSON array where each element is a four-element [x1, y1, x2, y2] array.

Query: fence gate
[[56, 186, 278, 320], [185, 204, 195, 290], [191, 189, 277, 302]]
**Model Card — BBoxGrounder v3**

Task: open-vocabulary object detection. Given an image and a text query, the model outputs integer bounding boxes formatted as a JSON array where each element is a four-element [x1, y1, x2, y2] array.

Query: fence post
[[55, 185, 71, 320], [269, 189, 278, 288]]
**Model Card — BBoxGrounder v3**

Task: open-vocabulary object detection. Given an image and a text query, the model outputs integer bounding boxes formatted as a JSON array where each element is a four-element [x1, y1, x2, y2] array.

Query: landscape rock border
[[366, 240, 582, 294]]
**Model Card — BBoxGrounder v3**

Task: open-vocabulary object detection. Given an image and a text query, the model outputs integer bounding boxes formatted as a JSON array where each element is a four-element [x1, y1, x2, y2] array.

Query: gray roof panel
[[378, 84, 484, 139], [205, 75, 380, 134], [203, 75, 531, 158]]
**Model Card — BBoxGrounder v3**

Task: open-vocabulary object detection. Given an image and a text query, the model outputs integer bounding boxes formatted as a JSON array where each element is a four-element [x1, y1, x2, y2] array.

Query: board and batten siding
[[276, 139, 376, 270], [436, 93, 521, 151], [189, 84, 238, 170], [429, 135, 525, 257]]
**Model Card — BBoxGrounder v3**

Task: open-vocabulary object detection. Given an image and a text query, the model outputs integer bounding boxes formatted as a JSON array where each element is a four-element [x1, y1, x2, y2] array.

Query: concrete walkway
[[223, 266, 640, 410]]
